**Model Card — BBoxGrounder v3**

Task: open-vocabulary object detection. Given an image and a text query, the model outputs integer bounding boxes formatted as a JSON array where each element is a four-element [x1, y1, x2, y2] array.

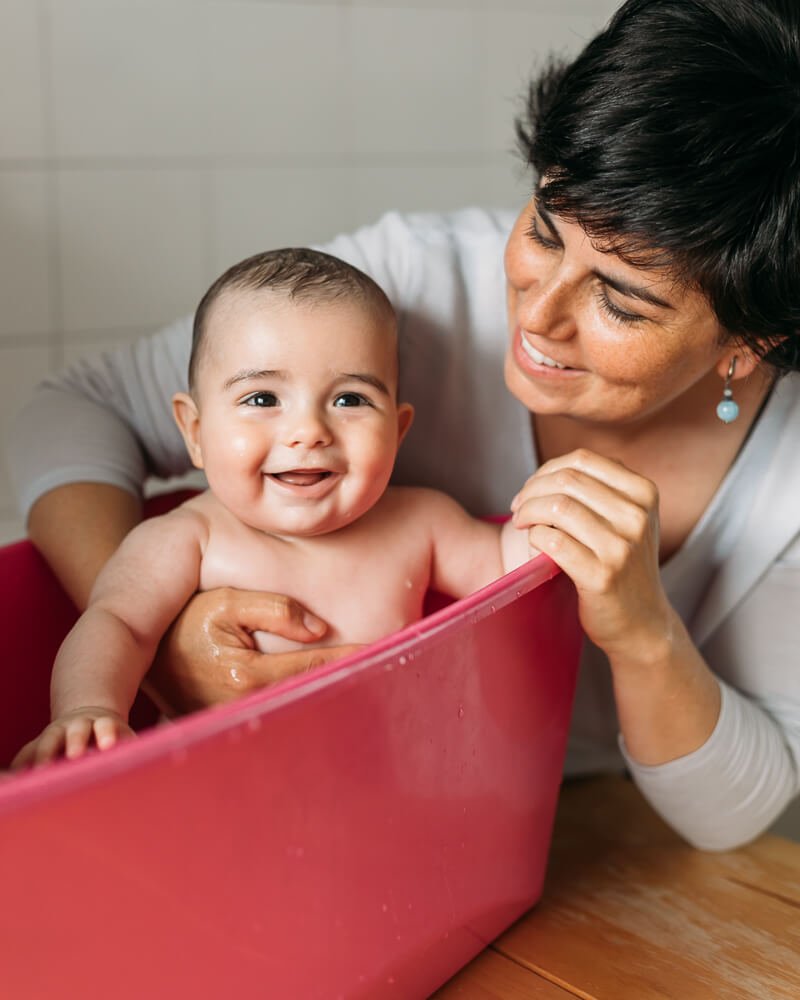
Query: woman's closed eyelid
[[527, 212, 562, 250]]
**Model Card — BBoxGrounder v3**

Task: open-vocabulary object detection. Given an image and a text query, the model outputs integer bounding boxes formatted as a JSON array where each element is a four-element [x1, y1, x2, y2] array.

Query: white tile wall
[[0, 0, 47, 160], [57, 168, 211, 334], [0, 170, 54, 338], [0, 0, 618, 538]]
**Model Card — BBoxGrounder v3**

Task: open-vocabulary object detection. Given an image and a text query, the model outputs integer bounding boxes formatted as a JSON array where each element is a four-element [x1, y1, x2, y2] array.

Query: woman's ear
[[716, 344, 761, 381], [396, 402, 415, 446], [172, 392, 204, 469]]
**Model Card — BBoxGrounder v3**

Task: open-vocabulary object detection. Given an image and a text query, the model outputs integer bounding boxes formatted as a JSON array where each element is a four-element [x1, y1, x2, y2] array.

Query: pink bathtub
[[0, 502, 581, 1000]]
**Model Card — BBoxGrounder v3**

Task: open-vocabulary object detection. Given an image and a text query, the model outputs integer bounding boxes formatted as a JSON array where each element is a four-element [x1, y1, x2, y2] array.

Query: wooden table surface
[[434, 776, 800, 999]]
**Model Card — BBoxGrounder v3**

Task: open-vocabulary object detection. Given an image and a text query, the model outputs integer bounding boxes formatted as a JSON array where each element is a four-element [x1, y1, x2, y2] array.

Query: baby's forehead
[[198, 285, 399, 381], [207, 284, 393, 334]]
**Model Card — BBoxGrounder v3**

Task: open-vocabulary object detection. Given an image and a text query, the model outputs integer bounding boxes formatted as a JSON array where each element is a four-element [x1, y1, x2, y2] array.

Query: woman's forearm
[[27, 483, 142, 610], [621, 681, 799, 850], [610, 609, 722, 766]]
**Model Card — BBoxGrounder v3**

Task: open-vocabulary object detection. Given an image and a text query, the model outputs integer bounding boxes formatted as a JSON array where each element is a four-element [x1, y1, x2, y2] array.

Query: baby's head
[[173, 248, 414, 537]]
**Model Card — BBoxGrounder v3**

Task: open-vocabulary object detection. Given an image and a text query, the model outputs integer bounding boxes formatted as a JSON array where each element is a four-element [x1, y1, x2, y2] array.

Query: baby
[[15, 248, 531, 765]]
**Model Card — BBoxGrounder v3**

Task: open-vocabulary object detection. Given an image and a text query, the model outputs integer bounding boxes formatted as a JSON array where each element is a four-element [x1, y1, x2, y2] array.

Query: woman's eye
[[243, 391, 279, 407], [595, 287, 644, 326], [333, 392, 368, 408], [526, 215, 561, 251]]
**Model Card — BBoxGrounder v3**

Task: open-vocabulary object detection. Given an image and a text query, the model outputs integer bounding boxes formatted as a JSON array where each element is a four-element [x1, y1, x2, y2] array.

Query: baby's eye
[[333, 393, 369, 408], [242, 391, 279, 407]]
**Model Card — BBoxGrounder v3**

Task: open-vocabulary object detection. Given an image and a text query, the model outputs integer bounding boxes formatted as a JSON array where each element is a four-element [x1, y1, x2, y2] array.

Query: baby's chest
[[199, 533, 433, 645]]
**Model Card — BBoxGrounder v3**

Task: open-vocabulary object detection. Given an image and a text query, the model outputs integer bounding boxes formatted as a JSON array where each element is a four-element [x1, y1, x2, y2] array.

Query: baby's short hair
[[189, 247, 395, 389]]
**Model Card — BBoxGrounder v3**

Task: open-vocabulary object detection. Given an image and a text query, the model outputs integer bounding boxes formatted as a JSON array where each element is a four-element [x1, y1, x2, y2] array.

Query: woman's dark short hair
[[516, 0, 800, 372], [190, 248, 394, 389]]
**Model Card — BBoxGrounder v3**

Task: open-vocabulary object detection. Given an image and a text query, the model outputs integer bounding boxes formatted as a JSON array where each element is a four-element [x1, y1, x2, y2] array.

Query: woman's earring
[[716, 357, 739, 424]]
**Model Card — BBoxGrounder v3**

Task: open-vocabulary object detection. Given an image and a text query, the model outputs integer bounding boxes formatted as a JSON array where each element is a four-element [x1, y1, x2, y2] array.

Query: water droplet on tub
[[399, 655, 406, 665], [490, 604, 496, 613], [457, 704, 465, 719]]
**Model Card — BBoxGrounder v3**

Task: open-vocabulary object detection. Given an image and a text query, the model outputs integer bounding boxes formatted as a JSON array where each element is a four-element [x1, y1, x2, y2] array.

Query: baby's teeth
[[521, 337, 567, 369]]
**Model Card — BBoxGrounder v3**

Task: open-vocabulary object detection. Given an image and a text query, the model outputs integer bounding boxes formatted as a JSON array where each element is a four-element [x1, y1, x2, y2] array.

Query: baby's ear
[[172, 392, 204, 469], [396, 402, 415, 446]]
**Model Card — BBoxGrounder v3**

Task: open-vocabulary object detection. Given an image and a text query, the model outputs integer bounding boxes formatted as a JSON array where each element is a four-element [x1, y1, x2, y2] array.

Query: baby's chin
[[241, 508, 367, 539]]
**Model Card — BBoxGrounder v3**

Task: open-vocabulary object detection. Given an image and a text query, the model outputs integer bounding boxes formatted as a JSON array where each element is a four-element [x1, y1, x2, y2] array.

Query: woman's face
[[504, 195, 732, 426]]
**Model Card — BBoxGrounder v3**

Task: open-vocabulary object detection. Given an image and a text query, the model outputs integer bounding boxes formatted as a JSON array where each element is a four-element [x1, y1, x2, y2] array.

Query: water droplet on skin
[[405, 578, 413, 589], [229, 667, 242, 686]]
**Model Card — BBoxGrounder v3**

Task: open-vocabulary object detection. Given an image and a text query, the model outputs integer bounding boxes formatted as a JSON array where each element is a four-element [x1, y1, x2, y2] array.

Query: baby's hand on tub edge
[[11, 707, 134, 770]]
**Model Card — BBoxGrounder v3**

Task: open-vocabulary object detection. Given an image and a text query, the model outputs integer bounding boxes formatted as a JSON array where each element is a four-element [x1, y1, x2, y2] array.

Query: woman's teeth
[[521, 338, 568, 369]]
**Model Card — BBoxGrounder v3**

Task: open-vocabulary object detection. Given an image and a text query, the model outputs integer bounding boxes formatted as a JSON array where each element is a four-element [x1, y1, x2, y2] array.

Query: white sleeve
[[8, 316, 195, 518], [620, 681, 800, 850]]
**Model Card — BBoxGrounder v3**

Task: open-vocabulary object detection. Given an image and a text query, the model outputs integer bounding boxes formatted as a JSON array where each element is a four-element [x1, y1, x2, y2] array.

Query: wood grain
[[492, 777, 800, 1000], [432, 946, 578, 999]]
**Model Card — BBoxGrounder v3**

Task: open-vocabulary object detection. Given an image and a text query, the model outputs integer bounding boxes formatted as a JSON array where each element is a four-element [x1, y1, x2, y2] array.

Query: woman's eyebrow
[[537, 199, 674, 310], [596, 271, 674, 309]]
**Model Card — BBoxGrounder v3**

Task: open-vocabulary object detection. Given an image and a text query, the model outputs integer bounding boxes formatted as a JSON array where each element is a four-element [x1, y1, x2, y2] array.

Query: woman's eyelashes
[[527, 210, 647, 327], [527, 215, 561, 251], [594, 287, 645, 326]]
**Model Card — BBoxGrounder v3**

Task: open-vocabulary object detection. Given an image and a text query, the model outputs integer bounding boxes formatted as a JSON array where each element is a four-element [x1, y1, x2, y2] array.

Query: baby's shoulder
[[381, 485, 469, 522]]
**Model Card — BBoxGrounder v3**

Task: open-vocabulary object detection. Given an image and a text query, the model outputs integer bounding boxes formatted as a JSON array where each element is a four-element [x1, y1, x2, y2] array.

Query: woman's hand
[[511, 449, 676, 668], [145, 588, 361, 716]]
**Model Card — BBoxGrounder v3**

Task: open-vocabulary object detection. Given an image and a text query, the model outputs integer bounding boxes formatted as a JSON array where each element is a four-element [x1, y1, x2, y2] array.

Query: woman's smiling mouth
[[520, 336, 570, 370]]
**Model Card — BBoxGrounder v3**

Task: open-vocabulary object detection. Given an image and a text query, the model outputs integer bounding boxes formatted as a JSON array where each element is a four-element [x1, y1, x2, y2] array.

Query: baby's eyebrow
[[223, 369, 286, 390], [338, 373, 391, 396]]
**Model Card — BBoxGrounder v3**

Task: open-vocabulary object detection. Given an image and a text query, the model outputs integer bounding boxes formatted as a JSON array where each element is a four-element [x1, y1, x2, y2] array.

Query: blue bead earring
[[716, 357, 740, 424]]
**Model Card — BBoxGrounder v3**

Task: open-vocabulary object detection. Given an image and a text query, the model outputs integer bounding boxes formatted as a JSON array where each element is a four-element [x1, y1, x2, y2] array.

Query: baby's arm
[[14, 508, 206, 767], [423, 490, 533, 600]]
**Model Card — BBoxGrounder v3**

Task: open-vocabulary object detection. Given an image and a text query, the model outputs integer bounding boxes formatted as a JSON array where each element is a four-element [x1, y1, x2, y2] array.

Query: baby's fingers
[[92, 715, 134, 751], [63, 717, 95, 760]]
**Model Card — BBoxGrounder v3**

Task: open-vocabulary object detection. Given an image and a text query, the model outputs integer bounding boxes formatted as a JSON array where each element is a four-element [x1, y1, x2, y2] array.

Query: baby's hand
[[11, 707, 134, 770]]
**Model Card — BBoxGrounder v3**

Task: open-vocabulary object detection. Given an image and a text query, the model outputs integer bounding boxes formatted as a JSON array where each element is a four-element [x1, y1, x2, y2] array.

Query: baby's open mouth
[[270, 470, 332, 487]]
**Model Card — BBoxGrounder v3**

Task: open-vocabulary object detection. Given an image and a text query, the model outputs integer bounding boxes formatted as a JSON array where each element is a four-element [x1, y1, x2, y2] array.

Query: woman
[[10, 0, 800, 849]]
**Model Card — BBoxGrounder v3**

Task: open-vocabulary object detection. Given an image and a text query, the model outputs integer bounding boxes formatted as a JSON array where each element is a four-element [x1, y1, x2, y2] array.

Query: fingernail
[[303, 612, 325, 635]]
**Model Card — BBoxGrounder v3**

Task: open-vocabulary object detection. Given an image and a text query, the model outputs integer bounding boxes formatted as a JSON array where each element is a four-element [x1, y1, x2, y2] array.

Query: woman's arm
[[28, 483, 143, 610], [511, 449, 721, 761], [509, 449, 800, 848]]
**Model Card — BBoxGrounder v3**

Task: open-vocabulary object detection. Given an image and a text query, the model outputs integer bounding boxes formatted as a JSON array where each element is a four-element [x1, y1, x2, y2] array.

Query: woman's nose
[[515, 272, 576, 341]]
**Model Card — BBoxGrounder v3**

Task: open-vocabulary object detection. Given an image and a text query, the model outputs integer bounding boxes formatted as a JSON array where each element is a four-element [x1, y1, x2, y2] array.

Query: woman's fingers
[[147, 588, 339, 715], [205, 588, 328, 643], [510, 449, 670, 660], [222, 644, 364, 693], [513, 449, 659, 538]]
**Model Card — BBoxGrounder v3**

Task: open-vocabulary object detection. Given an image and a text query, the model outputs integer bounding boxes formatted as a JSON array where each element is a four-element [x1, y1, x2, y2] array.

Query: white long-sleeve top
[[8, 208, 800, 850]]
